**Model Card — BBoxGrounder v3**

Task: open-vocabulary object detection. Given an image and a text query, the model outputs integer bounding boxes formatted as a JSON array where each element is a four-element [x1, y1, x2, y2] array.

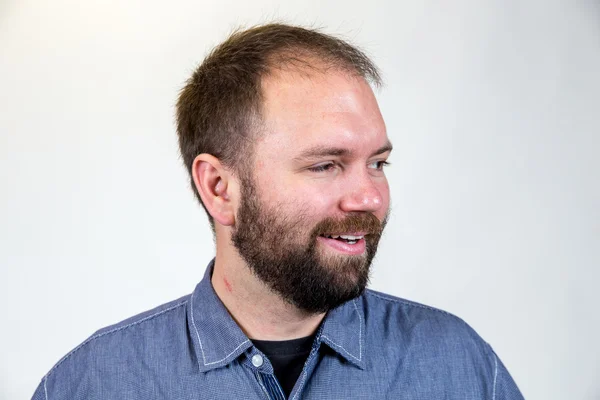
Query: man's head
[[176, 24, 391, 313]]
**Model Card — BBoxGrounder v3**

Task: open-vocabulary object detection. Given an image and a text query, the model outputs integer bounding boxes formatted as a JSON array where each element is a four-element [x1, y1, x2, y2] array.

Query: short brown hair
[[176, 23, 382, 229]]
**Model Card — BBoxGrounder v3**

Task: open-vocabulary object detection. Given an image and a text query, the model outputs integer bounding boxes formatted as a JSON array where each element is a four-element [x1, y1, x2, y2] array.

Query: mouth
[[318, 233, 366, 245], [317, 233, 367, 255]]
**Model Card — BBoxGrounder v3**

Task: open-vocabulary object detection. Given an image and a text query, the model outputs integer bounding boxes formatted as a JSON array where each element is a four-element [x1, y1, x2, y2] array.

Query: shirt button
[[251, 354, 264, 368]]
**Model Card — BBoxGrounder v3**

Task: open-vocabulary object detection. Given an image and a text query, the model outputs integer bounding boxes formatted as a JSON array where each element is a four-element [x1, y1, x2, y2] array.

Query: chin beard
[[231, 176, 386, 314]]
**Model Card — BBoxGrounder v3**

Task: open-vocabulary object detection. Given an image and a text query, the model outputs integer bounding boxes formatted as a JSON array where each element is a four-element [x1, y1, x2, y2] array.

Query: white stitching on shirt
[[190, 290, 208, 365], [353, 299, 363, 361], [190, 289, 250, 366], [43, 376, 48, 400], [492, 351, 498, 400], [320, 335, 361, 362], [290, 346, 318, 400], [255, 370, 271, 399], [276, 378, 286, 400], [265, 374, 286, 400], [204, 340, 250, 366], [44, 300, 188, 380], [319, 298, 363, 362], [268, 372, 286, 400]]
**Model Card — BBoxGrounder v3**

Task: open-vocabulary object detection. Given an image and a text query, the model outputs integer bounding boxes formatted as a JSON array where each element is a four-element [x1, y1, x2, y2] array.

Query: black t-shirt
[[252, 334, 315, 398]]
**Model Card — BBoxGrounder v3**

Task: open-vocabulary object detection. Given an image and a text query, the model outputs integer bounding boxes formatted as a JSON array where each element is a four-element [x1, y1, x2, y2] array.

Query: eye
[[308, 162, 336, 173], [369, 160, 391, 170]]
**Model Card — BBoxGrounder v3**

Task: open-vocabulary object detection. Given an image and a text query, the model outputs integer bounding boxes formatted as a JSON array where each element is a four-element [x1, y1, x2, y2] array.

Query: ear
[[191, 154, 236, 227]]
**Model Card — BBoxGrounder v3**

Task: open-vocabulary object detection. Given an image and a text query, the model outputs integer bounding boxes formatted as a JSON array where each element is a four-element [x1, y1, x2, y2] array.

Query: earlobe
[[191, 154, 235, 226]]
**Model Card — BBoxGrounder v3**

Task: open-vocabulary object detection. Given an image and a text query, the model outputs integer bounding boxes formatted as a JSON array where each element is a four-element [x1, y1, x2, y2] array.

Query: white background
[[1, 1, 599, 399]]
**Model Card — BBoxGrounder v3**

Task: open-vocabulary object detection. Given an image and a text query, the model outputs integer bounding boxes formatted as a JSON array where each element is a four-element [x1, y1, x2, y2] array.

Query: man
[[32, 24, 524, 399]]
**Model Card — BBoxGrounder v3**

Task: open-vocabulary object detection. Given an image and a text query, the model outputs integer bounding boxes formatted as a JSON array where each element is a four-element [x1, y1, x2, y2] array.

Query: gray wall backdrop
[[1, 0, 599, 399]]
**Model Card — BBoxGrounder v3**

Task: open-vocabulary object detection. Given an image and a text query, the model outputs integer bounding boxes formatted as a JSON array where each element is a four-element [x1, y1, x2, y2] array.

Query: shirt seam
[[43, 300, 188, 381], [492, 350, 498, 400], [290, 344, 319, 400], [366, 290, 456, 318], [353, 298, 363, 361], [43, 376, 48, 400], [366, 291, 477, 350]]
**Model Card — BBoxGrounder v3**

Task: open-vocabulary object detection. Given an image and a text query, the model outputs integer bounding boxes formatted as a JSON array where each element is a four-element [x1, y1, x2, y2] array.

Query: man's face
[[231, 69, 391, 314]]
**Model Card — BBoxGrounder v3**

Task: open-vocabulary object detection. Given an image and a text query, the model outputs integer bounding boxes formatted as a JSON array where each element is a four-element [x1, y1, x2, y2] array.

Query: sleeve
[[490, 349, 525, 400], [31, 378, 47, 400]]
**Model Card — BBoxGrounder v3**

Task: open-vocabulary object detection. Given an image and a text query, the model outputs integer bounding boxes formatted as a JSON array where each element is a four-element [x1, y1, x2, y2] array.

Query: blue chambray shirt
[[32, 260, 524, 399]]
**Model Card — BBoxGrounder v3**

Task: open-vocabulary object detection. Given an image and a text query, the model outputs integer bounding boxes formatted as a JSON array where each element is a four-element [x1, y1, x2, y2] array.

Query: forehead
[[257, 68, 388, 158]]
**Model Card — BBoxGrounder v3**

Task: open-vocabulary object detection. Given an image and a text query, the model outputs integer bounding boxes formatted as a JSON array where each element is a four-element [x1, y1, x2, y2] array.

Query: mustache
[[312, 213, 385, 237]]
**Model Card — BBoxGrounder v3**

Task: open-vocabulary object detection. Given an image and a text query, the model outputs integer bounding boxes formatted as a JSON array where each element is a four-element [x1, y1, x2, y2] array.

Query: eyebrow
[[294, 141, 393, 162]]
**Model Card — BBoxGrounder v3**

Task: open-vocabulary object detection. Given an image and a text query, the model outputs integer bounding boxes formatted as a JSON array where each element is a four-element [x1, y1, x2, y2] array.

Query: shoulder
[[362, 288, 493, 360], [364, 288, 478, 330], [38, 295, 190, 399], [91, 295, 189, 339], [359, 290, 522, 396], [364, 288, 467, 324]]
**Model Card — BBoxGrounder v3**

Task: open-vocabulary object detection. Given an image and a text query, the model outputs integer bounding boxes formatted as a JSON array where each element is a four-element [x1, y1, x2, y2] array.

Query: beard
[[231, 173, 388, 314]]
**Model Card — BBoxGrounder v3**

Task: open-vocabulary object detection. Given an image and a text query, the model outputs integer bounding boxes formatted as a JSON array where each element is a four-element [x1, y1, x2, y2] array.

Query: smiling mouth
[[319, 234, 365, 245]]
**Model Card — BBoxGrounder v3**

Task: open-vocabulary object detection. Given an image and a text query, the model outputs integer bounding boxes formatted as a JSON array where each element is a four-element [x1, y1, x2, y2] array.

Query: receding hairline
[[262, 46, 383, 88], [213, 23, 383, 88], [235, 53, 381, 159]]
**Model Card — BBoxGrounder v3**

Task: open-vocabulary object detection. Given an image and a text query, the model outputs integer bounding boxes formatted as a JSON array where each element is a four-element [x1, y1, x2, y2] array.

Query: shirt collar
[[188, 260, 252, 373], [188, 259, 366, 372], [318, 295, 366, 369]]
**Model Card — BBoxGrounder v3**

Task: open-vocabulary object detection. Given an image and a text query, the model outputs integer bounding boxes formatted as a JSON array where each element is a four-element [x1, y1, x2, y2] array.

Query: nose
[[338, 172, 384, 214]]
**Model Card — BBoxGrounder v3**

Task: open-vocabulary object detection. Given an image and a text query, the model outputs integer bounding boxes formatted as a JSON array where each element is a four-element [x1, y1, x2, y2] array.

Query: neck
[[211, 245, 325, 341]]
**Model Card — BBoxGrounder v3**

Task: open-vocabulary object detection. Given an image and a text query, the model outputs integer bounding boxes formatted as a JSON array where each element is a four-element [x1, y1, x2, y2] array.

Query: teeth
[[339, 235, 363, 240], [322, 234, 365, 241]]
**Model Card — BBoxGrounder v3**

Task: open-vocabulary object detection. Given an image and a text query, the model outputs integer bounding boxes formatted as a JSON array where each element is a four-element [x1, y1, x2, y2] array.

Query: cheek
[[376, 180, 391, 218], [294, 184, 339, 213], [284, 189, 333, 219], [277, 189, 336, 232], [254, 177, 324, 220]]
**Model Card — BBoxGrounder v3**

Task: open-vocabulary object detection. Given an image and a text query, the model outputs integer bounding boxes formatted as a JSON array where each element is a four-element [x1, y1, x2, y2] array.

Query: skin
[[192, 67, 391, 341]]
